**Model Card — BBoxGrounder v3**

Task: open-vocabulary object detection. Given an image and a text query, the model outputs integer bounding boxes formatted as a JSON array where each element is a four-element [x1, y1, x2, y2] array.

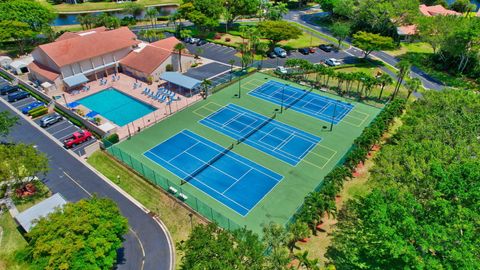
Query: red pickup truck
[[63, 130, 93, 148]]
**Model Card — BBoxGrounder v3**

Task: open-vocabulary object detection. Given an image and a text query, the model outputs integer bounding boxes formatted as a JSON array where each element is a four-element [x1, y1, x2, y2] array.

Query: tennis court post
[[330, 102, 337, 131]]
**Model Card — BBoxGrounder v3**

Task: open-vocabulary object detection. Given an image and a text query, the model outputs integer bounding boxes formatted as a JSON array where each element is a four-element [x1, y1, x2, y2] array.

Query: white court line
[[221, 168, 253, 195], [166, 142, 200, 162]]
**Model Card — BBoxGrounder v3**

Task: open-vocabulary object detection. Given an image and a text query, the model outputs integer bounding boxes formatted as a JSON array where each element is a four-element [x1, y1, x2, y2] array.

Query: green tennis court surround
[[109, 72, 381, 234]]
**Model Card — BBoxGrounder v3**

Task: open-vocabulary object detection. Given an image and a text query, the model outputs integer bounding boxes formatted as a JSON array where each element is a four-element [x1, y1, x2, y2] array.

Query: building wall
[[32, 49, 60, 73]]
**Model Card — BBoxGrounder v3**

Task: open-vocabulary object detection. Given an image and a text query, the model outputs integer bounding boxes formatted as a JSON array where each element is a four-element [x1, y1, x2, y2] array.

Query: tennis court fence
[[106, 145, 243, 231]]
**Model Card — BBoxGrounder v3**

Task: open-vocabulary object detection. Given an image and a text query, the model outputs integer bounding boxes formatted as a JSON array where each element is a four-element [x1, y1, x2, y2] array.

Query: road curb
[[0, 95, 175, 270]]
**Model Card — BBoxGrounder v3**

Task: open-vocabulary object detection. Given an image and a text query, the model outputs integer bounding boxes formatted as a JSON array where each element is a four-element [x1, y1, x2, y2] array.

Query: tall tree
[[0, 111, 18, 137], [224, 0, 260, 26], [174, 42, 186, 72], [286, 221, 310, 254], [258, 21, 302, 50], [0, 143, 49, 184], [376, 73, 393, 100], [393, 59, 411, 98], [122, 2, 144, 20], [145, 7, 159, 29], [0, 0, 55, 31], [0, 20, 35, 55], [21, 197, 128, 270], [352, 31, 395, 58], [179, 0, 224, 31], [330, 22, 350, 49], [404, 77, 422, 99]]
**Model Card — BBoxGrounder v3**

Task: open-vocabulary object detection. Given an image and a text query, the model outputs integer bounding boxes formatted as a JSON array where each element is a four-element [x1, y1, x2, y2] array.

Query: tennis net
[[236, 112, 276, 145], [284, 87, 313, 110], [181, 143, 234, 185]]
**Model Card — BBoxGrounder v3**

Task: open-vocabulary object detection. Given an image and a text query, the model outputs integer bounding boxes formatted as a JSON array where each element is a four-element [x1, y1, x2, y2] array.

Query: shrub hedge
[[293, 99, 406, 233], [29, 107, 48, 118]]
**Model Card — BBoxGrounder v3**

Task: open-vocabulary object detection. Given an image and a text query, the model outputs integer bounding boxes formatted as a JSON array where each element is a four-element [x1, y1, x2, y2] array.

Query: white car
[[325, 58, 342, 66], [274, 47, 287, 58], [275, 66, 288, 74]]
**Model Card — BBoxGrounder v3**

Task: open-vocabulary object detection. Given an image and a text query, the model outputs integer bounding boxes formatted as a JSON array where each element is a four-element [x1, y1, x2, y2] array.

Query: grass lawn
[[87, 151, 205, 266], [385, 42, 433, 57], [37, 0, 179, 13], [108, 72, 381, 235], [0, 214, 29, 270]]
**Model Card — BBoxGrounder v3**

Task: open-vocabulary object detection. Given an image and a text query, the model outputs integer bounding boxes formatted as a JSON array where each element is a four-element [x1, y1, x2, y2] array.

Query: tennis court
[[249, 80, 354, 124], [199, 104, 321, 166], [143, 130, 283, 216]]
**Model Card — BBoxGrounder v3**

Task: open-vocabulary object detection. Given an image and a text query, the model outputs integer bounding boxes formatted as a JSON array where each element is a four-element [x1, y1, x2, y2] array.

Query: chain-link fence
[[107, 145, 243, 231]]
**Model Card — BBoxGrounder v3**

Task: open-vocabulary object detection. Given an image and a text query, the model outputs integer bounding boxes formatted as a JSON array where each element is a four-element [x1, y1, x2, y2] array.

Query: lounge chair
[[158, 95, 166, 103]]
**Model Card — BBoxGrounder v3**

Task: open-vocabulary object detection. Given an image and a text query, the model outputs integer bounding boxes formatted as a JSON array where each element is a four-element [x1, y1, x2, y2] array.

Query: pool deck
[[53, 74, 202, 139]]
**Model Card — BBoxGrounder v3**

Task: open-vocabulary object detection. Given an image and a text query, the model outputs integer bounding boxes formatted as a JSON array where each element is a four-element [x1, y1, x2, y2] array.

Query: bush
[[225, 37, 231, 42], [29, 107, 48, 118], [214, 33, 222, 39], [166, 64, 173, 71], [102, 133, 119, 146], [27, 105, 46, 115]]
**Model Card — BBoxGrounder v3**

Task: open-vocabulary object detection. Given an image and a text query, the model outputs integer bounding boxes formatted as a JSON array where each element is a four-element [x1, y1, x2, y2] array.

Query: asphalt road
[[285, 10, 445, 91], [0, 100, 173, 270]]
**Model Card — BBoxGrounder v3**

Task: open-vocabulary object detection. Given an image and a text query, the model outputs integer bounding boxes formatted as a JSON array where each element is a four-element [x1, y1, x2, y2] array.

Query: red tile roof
[[120, 45, 171, 74], [397, 25, 417, 36], [38, 27, 139, 67], [55, 27, 107, 41], [28, 61, 60, 81], [151, 36, 183, 52], [419, 4, 461, 16]]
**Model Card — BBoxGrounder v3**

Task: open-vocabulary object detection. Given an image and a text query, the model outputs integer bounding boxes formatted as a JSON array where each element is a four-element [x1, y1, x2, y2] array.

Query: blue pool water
[[77, 88, 156, 126]]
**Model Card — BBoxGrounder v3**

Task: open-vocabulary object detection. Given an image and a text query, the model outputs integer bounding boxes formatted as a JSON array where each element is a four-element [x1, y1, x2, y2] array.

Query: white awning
[[63, 73, 89, 88]]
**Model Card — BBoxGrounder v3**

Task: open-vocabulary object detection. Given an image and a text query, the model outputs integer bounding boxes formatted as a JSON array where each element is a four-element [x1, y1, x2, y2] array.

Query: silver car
[[40, 114, 62, 128]]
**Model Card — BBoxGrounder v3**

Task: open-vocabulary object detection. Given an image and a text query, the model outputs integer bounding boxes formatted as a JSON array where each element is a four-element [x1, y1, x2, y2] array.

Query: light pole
[[235, 69, 245, 99], [330, 102, 337, 131], [188, 213, 193, 230], [280, 83, 287, 113]]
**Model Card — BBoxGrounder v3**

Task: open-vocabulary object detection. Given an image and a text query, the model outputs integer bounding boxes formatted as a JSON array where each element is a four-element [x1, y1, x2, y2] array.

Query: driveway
[[0, 99, 174, 270]]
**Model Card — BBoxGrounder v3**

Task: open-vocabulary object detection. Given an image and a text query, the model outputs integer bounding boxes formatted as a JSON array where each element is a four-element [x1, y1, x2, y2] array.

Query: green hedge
[[102, 133, 119, 147], [29, 107, 48, 118], [0, 70, 13, 82], [293, 99, 406, 233], [27, 105, 46, 116]]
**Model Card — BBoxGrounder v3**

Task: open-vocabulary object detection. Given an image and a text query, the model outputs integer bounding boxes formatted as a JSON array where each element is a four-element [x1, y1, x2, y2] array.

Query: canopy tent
[[15, 193, 67, 232], [160, 72, 201, 90], [63, 73, 89, 88]]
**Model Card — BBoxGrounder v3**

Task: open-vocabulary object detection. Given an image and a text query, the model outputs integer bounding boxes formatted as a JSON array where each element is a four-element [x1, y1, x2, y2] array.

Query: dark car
[[267, 51, 276, 58], [0, 85, 17, 95], [319, 44, 334, 52], [40, 114, 62, 128], [7, 90, 29, 102], [299, 48, 310, 55], [196, 39, 207, 46], [21, 101, 44, 114]]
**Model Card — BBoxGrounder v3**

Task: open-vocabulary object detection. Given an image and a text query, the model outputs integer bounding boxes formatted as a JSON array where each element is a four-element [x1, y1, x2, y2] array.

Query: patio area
[[54, 73, 203, 139]]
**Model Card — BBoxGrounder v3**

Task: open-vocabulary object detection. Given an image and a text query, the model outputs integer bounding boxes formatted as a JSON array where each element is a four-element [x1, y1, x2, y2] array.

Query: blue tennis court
[[143, 130, 283, 216], [200, 104, 321, 166], [249, 80, 354, 124]]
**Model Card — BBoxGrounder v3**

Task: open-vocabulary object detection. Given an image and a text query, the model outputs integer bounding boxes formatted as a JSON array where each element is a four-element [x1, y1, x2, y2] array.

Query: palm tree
[[173, 42, 186, 72], [286, 221, 309, 254], [393, 59, 412, 99], [323, 68, 335, 88], [145, 8, 159, 29], [376, 73, 393, 100], [295, 251, 320, 270], [200, 79, 212, 98], [405, 77, 422, 99], [256, 43, 269, 69], [228, 59, 236, 73]]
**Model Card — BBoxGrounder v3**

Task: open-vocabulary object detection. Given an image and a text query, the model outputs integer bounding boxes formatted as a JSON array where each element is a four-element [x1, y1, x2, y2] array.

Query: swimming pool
[[77, 88, 156, 126]]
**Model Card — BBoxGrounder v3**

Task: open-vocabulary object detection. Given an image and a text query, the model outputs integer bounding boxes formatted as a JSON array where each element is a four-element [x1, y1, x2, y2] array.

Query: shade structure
[[160, 72, 201, 90], [15, 193, 67, 232], [63, 73, 89, 88]]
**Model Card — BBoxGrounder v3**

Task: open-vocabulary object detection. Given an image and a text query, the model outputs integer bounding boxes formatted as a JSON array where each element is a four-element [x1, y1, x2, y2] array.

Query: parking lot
[[0, 78, 96, 156]]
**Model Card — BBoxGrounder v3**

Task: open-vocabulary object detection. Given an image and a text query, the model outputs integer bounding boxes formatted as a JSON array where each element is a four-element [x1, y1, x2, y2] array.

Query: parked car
[[0, 85, 17, 95], [40, 114, 62, 128], [319, 44, 334, 52], [21, 101, 44, 114], [63, 130, 93, 148], [196, 39, 207, 46], [325, 58, 342, 66], [7, 90, 29, 102], [274, 47, 287, 58], [190, 37, 200, 44], [184, 37, 192, 43], [309, 47, 316, 53], [267, 51, 277, 58], [298, 48, 310, 55], [275, 66, 288, 75]]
